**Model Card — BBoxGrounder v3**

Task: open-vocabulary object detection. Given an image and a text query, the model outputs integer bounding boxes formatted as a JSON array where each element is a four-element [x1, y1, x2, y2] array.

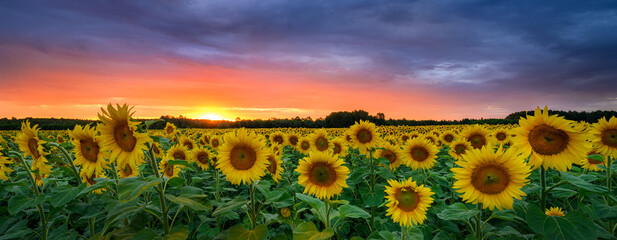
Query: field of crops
[[0, 104, 616, 240]]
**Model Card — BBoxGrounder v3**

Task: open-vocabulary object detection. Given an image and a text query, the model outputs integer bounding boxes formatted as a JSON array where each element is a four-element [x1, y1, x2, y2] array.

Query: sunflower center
[[211, 139, 220, 148], [309, 163, 337, 186], [454, 144, 467, 155], [114, 123, 137, 152], [86, 173, 97, 185], [301, 141, 310, 150], [528, 125, 569, 155], [471, 164, 510, 194], [229, 145, 257, 170], [381, 150, 397, 164], [601, 129, 617, 148], [315, 137, 329, 151], [468, 134, 486, 149], [410, 147, 429, 162], [172, 151, 186, 161], [152, 144, 161, 155], [196, 152, 209, 164], [166, 126, 173, 134], [289, 136, 299, 145], [183, 141, 194, 150], [28, 138, 41, 159], [333, 143, 342, 154], [402, 135, 409, 141], [356, 129, 373, 144], [273, 136, 284, 144], [267, 155, 277, 174], [496, 132, 507, 141], [164, 163, 174, 177], [395, 188, 420, 212], [122, 164, 133, 175], [444, 134, 454, 142], [80, 139, 99, 163]]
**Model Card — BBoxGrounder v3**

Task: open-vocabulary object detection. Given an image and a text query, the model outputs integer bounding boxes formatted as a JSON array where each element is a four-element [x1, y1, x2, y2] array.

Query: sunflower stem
[[401, 225, 408, 240], [607, 156, 613, 204], [146, 142, 169, 234], [9, 151, 47, 240], [475, 204, 483, 240], [48, 142, 82, 185], [368, 149, 376, 231], [325, 200, 331, 229], [540, 167, 547, 211], [249, 182, 257, 230]]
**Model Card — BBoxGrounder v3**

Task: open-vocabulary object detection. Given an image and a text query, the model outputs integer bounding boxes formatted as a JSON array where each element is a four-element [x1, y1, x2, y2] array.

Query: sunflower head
[[441, 130, 456, 144], [511, 106, 590, 171], [376, 143, 403, 170], [330, 138, 346, 157], [286, 133, 300, 146], [460, 125, 492, 149], [178, 136, 196, 150], [297, 137, 313, 154], [216, 129, 268, 185], [449, 138, 472, 161], [69, 124, 108, 176], [192, 148, 212, 170], [452, 146, 530, 210], [385, 177, 434, 227], [269, 132, 286, 146], [545, 207, 565, 217], [159, 158, 180, 179], [296, 151, 349, 199], [349, 120, 379, 151], [97, 104, 151, 166], [580, 150, 604, 171], [15, 120, 47, 162], [402, 138, 439, 170], [266, 151, 283, 183], [590, 116, 617, 158], [311, 129, 331, 152], [164, 123, 177, 137]]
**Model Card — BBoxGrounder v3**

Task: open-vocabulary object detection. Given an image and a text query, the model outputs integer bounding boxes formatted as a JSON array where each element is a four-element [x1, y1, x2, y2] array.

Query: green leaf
[[296, 193, 325, 210], [526, 205, 597, 240], [368, 231, 395, 240], [338, 205, 370, 219], [133, 229, 162, 240], [51, 183, 86, 207], [492, 210, 524, 222], [436, 203, 480, 221], [593, 202, 617, 221], [164, 225, 189, 240], [227, 224, 267, 240], [292, 222, 334, 240], [562, 173, 607, 193], [212, 198, 248, 217], [167, 177, 186, 187], [104, 202, 145, 232], [118, 177, 163, 201], [587, 154, 604, 162], [79, 178, 115, 196], [0, 220, 32, 240], [361, 190, 384, 207], [525, 205, 546, 234], [165, 194, 211, 211], [167, 160, 190, 166], [8, 195, 35, 215]]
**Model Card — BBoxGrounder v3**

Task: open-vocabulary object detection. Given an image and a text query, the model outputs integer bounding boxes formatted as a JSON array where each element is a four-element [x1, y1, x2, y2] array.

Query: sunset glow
[[1, 1, 615, 120]]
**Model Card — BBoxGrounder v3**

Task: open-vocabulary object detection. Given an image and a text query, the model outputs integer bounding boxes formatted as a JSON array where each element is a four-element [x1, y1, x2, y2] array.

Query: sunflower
[[492, 128, 511, 146], [210, 136, 222, 149], [0, 155, 14, 181], [402, 138, 439, 170], [589, 116, 617, 157], [296, 151, 349, 199], [376, 143, 403, 170], [266, 151, 283, 183], [178, 136, 196, 150], [311, 129, 331, 152], [70, 125, 108, 176], [151, 142, 164, 158], [280, 207, 292, 218], [384, 177, 434, 227], [216, 129, 268, 185], [580, 150, 604, 171], [452, 146, 530, 210], [545, 207, 565, 217], [460, 125, 492, 149], [164, 123, 177, 137], [449, 139, 472, 161], [286, 133, 300, 147], [200, 134, 210, 146], [297, 137, 312, 154], [441, 130, 456, 145], [167, 144, 190, 167], [97, 104, 151, 166], [330, 138, 346, 157], [117, 162, 139, 178], [192, 148, 212, 170], [80, 169, 107, 194], [270, 132, 286, 146], [511, 106, 590, 171], [159, 158, 180, 178], [15, 120, 48, 169], [349, 120, 380, 152]]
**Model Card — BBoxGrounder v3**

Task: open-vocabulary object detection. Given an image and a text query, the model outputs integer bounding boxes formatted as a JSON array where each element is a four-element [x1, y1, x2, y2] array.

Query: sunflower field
[[0, 104, 616, 240]]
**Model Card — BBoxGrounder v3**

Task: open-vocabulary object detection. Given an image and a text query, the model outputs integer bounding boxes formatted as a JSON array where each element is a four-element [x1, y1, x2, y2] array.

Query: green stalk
[[540, 167, 547, 211], [49, 143, 96, 237], [325, 200, 331, 229], [475, 204, 483, 240], [9, 151, 47, 240], [401, 225, 408, 240], [146, 142, 169, 234], [368, 149, 376, 231], [249, 182, 257, 230]]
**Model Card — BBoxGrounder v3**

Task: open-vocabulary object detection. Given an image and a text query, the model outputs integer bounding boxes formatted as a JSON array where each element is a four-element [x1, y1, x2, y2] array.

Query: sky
[[1, 0, 616, 120]]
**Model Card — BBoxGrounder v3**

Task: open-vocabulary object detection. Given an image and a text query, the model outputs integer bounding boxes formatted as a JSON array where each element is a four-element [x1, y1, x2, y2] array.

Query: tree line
[[0, 109, 615, 130]]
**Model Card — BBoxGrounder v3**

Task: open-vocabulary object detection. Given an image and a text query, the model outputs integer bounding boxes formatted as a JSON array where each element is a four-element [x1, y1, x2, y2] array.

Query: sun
[[198, 113, 226, 121]]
